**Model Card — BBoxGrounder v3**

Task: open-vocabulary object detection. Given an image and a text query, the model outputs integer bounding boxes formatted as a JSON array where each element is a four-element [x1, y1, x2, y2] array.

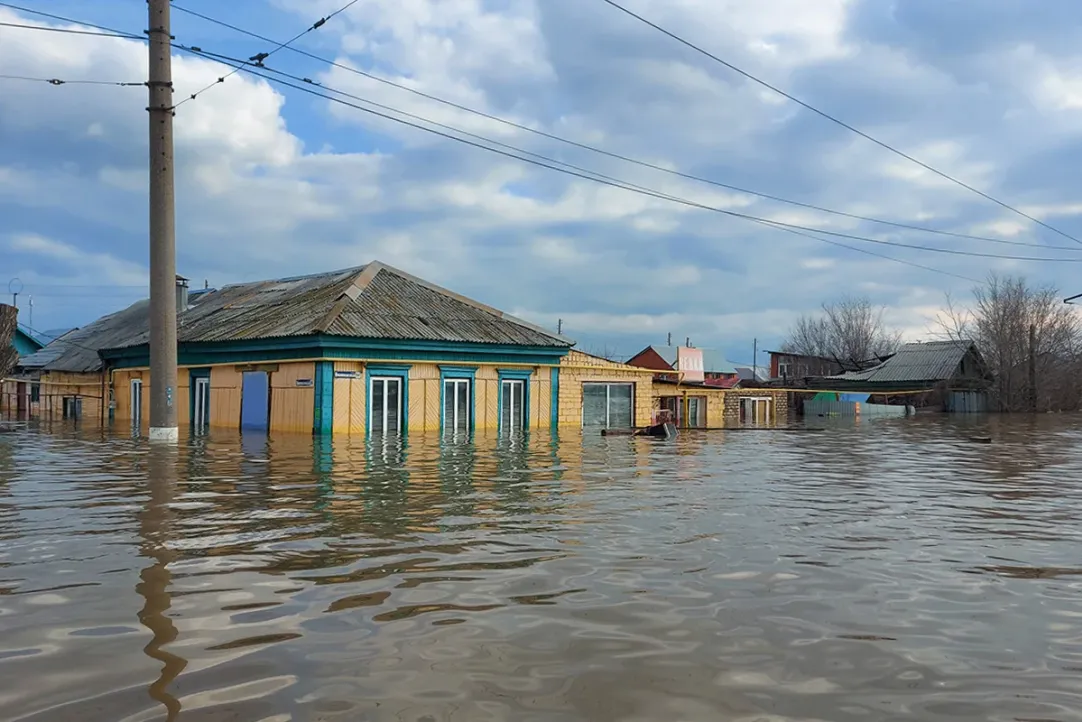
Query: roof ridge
[[361, 261, 572, 344], [314, 263, 383, 334]]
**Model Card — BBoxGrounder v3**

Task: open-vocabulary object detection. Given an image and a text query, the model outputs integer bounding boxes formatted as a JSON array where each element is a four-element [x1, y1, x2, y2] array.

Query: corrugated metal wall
[[945, 391, 988, 414], [804, 399, 912, 417]]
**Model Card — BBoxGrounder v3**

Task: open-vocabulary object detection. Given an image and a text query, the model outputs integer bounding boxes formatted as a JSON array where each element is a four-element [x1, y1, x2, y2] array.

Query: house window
[[659, 395, 706, 428], [30, 383, 40, 403], [130, 379, 143, 427], [739, 397, 773, 424], [501, 380, 525, 433], [192, 375, 210, 432], [778, 361, 791, 378], [370, 376, 403, 435], [687, 396, 706, 428], [583, 383, 634, 428], [443, 378, 472, 436]]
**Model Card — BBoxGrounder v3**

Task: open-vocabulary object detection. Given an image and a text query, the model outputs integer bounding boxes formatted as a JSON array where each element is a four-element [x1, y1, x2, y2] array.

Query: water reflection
[[0, 417, 1081, 720]]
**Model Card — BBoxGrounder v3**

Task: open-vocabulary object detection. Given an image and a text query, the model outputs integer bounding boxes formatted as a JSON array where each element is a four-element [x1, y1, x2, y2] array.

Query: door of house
[[240, 371, 270, 431]]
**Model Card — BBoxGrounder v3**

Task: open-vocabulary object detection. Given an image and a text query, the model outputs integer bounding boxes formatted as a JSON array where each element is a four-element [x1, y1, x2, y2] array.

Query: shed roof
[[827, 340, 980, 384], [36, 262, 571, 372], [20, 306, 146, 373]]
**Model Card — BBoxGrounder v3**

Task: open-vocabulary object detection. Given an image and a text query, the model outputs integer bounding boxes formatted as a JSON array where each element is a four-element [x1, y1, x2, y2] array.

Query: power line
[[172, 0, 361, 109], [0, 20, 141, 39], [0, 74, 144, 87], [180, 48, 1082, 266], [12, 1, 1079, 255], [170, 4, 1079, 254], [595, 0, 1082, 247], [0, 7, 1051, 280], [0, 3, 139, 39]]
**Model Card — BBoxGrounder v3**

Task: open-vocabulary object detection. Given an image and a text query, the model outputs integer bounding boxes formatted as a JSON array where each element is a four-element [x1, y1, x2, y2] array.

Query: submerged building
[[4, 262, 788, 434]]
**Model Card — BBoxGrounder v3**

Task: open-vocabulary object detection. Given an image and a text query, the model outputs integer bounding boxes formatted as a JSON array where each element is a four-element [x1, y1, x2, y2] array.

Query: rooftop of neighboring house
[[12, 327, 44, 356], [627, 345, 740, 375], [23, 261, 574, 374], [824, 340, 987, 385]]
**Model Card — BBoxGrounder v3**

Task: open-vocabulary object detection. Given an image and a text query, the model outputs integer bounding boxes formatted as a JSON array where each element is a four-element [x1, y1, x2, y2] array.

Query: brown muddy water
[[1, 416, 1082, 721]]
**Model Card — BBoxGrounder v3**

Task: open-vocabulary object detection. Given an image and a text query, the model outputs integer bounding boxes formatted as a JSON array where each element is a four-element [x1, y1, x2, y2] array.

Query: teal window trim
[[365, 364, 411, 438], [439, 365, 477, 436], [313, 361, 334, 435], [498, 368, 532, 432], [188, 367, 210, 428], [550, 367, 560, 431]]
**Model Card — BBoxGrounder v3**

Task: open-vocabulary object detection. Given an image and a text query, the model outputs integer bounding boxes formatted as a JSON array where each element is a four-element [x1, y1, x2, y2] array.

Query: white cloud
[[3, 1, 1082, 351]]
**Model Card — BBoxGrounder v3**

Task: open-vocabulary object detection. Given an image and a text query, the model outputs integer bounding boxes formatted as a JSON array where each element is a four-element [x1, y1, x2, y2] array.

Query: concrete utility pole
[[753, 337, 758, 380], [147, 0, 178, 441]]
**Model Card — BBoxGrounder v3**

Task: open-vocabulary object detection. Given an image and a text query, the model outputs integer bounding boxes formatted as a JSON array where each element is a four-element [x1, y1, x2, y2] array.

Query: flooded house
[[627, 345, 788, 428], [805, 340, 992, 414], [5, 262, 677, 435]]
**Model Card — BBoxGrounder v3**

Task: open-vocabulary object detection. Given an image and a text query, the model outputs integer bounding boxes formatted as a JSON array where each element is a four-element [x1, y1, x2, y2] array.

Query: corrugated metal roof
[[828, 340, 977, 384], [68, 262, 569, 365], [645, 346, 739, 374], [21, 304, 148, 373]]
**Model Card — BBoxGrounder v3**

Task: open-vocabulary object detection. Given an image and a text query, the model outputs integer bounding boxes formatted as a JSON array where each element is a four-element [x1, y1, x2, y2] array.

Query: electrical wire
[[0, 3, 139, 39], [0, 20, 141, 39], [172, 0, 361, 109], [0, 5, 1043, 280], [9, 1, 1078, 255], [0, 74, 144, 87], [179, 47, 1082, 267], [595, 0, 1082, 247], [170, 4, 1081, 254]]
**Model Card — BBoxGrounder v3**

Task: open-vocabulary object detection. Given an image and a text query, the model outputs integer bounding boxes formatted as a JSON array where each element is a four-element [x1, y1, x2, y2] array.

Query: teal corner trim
[[188, 367, 210, 428], [313, 361, 334, 435], [550, 367, 560, 431], [439, 365, 477, 436], [365, 364, 411, 439], [497, 368, 533, 432]]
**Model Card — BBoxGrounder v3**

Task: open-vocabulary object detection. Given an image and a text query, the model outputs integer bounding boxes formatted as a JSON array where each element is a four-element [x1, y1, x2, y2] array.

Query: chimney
[[175, 275, 189, 312]]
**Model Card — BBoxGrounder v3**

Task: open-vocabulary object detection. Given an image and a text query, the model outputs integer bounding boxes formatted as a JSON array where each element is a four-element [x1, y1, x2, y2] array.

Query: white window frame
[[740, 396, 773, 423], [193, 376, 210, 430], [443, 378, 471, 435], [583, 382, 634, 427], [369, 376, 404, 434], [500, 378, 526, 434], [130, 378, 143, 426]]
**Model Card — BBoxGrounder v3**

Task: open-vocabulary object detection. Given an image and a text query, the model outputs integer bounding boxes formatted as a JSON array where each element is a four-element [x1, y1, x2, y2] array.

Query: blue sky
[[3, 0, 1082, 361]]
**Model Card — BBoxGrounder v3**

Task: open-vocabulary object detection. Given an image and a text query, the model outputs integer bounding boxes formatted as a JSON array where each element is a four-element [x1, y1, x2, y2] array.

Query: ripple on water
[[1, 418, 1082, 720]]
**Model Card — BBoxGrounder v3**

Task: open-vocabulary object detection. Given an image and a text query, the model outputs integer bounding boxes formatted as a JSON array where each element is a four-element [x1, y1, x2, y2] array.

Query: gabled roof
[[826, 340, 983, 384], [20, 307, 145, 373], [13, 327, 44, 355], [636, 346, 738, 375], [36, 262, 571, 373]]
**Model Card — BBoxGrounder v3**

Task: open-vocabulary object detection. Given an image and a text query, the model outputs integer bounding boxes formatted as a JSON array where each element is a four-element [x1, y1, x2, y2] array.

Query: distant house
[[625, 345, 742, 387], [806, 340, 992, 412], [766, 350, 846, 381], [12, 327, 44, 356]]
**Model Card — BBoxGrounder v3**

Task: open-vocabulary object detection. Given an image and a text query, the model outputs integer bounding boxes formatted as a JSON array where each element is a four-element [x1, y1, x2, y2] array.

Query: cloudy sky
[[3, 0, 1082, 362]]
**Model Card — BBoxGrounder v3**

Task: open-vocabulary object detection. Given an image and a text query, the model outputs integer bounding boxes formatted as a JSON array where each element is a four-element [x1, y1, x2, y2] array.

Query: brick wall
[[722, 389, 789, 424], [558, 350, 655, 428]]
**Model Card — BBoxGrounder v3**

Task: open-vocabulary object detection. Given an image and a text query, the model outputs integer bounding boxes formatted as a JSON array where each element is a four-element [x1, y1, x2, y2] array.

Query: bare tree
[[0, 304, 17, 380], [935, 274, 1082, 411], [782, 296, 901, 364], [584, 344, 624, 362]]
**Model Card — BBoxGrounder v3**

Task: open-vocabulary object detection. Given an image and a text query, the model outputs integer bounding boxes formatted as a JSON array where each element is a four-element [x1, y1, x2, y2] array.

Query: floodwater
[[2, 417, 1082, 722]]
